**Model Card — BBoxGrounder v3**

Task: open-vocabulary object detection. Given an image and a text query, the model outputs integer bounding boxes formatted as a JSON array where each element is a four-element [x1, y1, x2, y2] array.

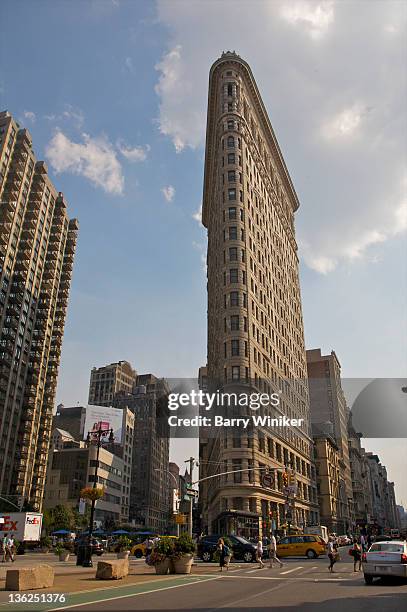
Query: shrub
[[146, 550, 166, 566], [154, 536, 175, 557], [40, 536, 52, 550], [116, 536, 132, 552], [173, 533, 195, 558]]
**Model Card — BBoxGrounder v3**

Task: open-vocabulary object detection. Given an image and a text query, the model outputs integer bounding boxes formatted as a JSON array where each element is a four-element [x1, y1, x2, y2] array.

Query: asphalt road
[[32, 549, 407, 612]]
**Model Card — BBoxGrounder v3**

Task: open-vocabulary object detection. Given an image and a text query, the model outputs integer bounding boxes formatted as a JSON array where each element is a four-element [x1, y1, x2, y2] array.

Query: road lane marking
[[280, 566, 303, 574], [46, 576, 222, 611]]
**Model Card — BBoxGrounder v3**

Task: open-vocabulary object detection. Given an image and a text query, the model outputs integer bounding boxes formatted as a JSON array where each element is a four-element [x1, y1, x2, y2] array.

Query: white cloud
[[161, 185, 175, 202], [117, 140, 149, 162], [155, 0, 407, 274], [23, 111, 36, 123], [192, 204, 202, 224], [44, 105, 84, 129], [192, 240, 207, 273], [280, 1, 335, 39], [323, 103, 368, 139], [62, 105, 85, 129], [46, 131, 124, 195], [155, 45, 206, 152], [124, 57, 134, 73]]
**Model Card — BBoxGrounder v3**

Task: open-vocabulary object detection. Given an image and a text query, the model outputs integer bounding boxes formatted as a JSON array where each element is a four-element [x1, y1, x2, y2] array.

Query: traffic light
[[288, 471, 296, 486], [283, 471, 288, 487]]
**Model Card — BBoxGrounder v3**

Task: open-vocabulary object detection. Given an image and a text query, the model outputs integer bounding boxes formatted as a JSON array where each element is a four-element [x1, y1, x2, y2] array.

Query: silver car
[[363, 540, 407, 584]]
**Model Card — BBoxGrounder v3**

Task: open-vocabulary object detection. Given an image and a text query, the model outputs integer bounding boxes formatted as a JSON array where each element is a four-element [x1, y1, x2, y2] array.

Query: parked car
[[277, 534, 326, 559], [131, 535, 176, 558], [363, 540, 407, 584], [197, 534, 257, 563], [73, 537, 104, 556]]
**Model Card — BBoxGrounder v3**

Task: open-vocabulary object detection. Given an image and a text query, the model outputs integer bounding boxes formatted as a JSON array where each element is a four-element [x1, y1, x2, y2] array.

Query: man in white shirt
[[269, 533, 283, 568], [256, 539, 265, 568]]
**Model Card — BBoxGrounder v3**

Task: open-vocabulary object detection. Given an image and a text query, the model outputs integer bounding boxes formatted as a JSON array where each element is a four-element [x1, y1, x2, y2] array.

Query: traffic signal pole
[[185, 457, 196, 538]]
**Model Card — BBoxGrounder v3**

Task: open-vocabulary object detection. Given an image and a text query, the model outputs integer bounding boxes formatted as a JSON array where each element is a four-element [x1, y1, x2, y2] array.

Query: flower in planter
[[172, 533, 196, 558], [116, 536, 132, 552], [146, 551, 167, 566]]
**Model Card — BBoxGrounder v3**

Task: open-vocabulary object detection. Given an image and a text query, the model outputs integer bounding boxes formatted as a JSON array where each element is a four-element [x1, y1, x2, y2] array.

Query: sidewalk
[[0, 557, 221, 602]]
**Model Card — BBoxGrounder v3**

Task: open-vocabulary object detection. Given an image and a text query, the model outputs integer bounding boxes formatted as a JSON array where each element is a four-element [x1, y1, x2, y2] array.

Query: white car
[[363, 540, 407, 584]]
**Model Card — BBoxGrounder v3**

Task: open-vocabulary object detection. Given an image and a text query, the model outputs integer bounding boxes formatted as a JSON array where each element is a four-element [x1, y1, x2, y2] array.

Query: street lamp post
[[154, 469, 180, 536], [81, 425, 114, 567]]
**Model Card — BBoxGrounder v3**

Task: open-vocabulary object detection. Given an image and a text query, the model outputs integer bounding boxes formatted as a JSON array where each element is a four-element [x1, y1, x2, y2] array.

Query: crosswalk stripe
[[280, 566, 303, 575]]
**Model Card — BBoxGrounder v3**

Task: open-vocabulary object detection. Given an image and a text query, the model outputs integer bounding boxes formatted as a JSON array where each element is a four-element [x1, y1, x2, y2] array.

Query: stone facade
[[307, 349, 354, 531], [313, 434, 342, 533], [200, 53, 319, 537]]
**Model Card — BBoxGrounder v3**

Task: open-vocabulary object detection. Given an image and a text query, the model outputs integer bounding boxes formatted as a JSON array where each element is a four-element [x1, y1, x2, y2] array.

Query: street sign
[[175, 514, 187, 524], [261, 472, 274, 489], [185, 488, 198, 497]]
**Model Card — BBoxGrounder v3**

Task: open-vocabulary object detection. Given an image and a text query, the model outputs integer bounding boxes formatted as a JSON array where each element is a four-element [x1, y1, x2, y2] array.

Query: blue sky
[[1, 0, 406, 503]]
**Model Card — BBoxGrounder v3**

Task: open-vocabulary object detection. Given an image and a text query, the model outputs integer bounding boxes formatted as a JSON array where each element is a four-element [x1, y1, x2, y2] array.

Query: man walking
[[269, 533, 283, 569], [5, 535, 15, 562], [1, 535, 7, 563]]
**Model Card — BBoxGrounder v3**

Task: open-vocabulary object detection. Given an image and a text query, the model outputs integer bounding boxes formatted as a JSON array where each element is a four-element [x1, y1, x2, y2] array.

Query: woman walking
[[327, 537, 337, 572], [351, 538, 362, 572], [256, 538, 265, 568], [217, 538, 228, 572]]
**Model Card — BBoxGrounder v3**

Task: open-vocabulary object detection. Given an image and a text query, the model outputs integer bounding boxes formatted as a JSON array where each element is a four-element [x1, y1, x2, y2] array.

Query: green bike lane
[[1, 574, 221, 612]]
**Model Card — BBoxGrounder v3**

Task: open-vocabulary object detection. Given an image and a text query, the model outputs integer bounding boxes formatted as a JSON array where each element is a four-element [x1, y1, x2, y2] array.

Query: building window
[[229, 226, 237, 240], [230, 291, 239, 307], [227, 153, 235, 164], [230, 315, 239, 330], [228, 207, 237, 219], [230, 269, 238, 283], [228, 170, 236, 182], [232, 366, 240, 380], [228, 188, 236, 201], [227, 136, 235, 148], [231, 339, 240, 356], [227, 120, 234, 130], [227, 83, 233, 96], [229, 247, 238, 261]]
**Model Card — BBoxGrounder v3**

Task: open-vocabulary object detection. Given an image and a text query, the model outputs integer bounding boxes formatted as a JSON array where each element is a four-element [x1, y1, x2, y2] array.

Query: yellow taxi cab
[[277, 534, 326, 558], [131, 535, 176, 558]]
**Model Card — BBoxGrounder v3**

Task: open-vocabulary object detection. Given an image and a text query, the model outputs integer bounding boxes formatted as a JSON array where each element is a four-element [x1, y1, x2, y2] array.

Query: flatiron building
[[200, 53, 319, 536]]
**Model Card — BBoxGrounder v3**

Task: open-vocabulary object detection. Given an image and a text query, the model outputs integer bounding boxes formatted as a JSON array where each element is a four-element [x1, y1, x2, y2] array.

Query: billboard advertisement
[[83, 405, 123, 445]]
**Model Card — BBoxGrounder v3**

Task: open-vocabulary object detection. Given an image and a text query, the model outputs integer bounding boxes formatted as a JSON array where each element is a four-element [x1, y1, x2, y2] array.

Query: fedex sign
[[0, 513, 42, 541]]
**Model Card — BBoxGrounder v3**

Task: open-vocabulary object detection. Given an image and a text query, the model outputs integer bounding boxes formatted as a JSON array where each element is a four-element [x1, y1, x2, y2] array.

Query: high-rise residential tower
[[88, 360, 137, 406], [0, 110, 78, 510], [200, 54, 318, 536]]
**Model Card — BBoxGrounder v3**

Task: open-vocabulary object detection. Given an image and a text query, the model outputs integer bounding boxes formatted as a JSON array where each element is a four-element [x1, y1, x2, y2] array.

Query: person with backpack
[[217, 538, 230, 572]]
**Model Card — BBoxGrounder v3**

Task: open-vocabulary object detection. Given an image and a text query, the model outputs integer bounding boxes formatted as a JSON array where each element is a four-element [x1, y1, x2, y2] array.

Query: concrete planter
[[172, 553, 193, 574], [154, 558, 171, 575], [58, 551, 70, 562], [117, 551, 130, 560]]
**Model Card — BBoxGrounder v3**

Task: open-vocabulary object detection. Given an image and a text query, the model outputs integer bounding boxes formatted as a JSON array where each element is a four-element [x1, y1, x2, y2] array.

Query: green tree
[[45, 505, 74, 532]]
